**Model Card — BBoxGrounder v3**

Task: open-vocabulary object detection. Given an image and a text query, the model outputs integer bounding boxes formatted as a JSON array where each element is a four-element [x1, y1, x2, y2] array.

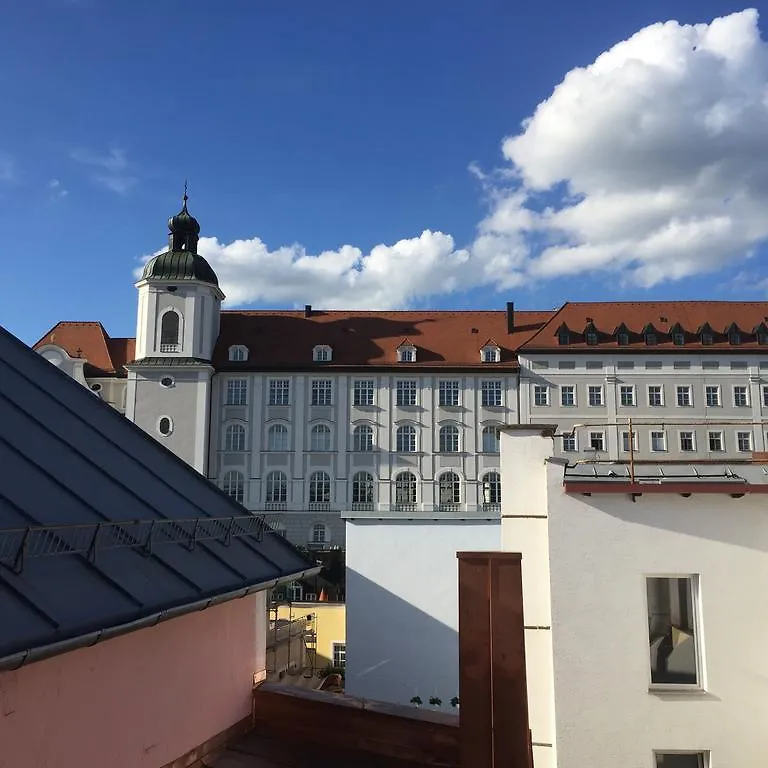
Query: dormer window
[[754, 323, 768, 345], [643, 324, 658, 346], [584, 323, 598, 346], [313, 345, 333, 362], [614, 324, 630, 346], [480, 342, 501, 363], [671, 325, 685, 346], [397, 341, 417, 363], [228, 345, 249, 362], [556, 325, 570, 346], [726, 324, 741, 346], [698, 323, 714, 345]]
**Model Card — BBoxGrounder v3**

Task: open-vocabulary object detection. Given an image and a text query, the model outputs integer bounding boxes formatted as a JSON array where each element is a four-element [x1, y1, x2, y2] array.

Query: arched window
[[311, 523, 328, 544], [222, 470, 244, 503], [265, 471, 287, 503], [309, 471, 331, 505], [482, 426, 500, 453], [482, 472, 501, 508], [396, 425, 416, 452], [160, 311, 180, 352], [228, 345, 248, 362], [438, 472, 461, 506], [352, 472, 374, 505], [353, 424, 374, 452], [439, 425, 460, 453], [394, 472, 417, 506], [267, 424, 289, 451], [310, 424, 332, 451], [224, 424, 246, 452]]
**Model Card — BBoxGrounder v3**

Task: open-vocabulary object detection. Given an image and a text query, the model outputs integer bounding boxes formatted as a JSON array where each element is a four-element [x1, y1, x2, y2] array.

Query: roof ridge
[[517, 301, 570, 350]]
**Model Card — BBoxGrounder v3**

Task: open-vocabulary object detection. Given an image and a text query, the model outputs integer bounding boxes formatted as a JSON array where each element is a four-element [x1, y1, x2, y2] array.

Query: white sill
[[649, 685, 707, 696]]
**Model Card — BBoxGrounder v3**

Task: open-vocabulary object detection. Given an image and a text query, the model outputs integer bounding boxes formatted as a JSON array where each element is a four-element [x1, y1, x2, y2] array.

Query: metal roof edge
[[0, 565, 320, 672]]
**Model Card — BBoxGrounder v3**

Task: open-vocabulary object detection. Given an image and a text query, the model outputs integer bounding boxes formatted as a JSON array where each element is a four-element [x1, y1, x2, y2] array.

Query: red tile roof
[[212, 310, 553, 369], [520, 301, 768, 352], [33, 322, 135, 376]]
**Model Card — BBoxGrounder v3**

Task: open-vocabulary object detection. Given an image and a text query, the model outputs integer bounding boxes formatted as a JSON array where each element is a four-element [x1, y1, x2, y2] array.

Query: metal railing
[[351, 502, 374, 512], [265, 502, 287, 512], [0, 514, 267, 574], [308, 502, 331, 512]]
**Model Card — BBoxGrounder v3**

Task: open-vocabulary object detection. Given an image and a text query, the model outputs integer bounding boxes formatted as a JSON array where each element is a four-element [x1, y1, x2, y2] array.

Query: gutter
[[0, 566, 320, 672]]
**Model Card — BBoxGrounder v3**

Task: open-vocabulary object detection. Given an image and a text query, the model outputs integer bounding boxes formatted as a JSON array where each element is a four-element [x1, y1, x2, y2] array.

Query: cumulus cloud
[[141, 9, 768, 307]]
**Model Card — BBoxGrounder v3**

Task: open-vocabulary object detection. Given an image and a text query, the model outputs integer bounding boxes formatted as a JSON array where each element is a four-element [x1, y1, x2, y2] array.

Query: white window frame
[[396, 380, 417, 407], [587, 385, 604, 407], [653, 752, 709, 768], [482, 472, 501, 505], [352, 424, 374, 452], [438, 380, 461, 407], [313, 344, 332, 362], [396, 425, 417, 453], [439, 424, 460, 453], [311, 379, 333, 406], [620, 430, 639, 452], [309, 423, 332, 452], [588, 431, 605, 451], [481, 345, 501, 363], [481, 380, 502, 407], [733, 385, 749, 407], [736, 430, 753, 452], [438, 472, 461, 505], [308, 472, 331, 505], [619, 385, 635, 407], [226, 378, 248, 406], [481, 425, 500, 453], [763, 385, 768, 408], [676, 385, 692, 407], [268, 379, 290, 406], [222, 470, 244, 503], [704, 385, 720, 407], [650, 430, 667, 452], [394, 472, 417, 505], [707, 430, 724, 452], [228, 345, 248, 362], [560, 385, 576, 407], [351, 472, 374, 505], [561, 433, 577, 452], [265, 471, 288, 503], [224, 423, 246, 452], [332, 641, 346, 669], [648, 385, 664, 407], [353, 379, 375, 406], [533, 384, 549, 407], [678, 430, 696, 452], [645, 575, 703, 691], [397, 345, 416, 363], [267, 423, 289, 452]]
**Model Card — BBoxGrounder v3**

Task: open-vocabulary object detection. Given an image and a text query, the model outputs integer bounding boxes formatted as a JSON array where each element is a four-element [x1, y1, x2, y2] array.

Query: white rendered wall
[[345, 519, 500, 707], [547, 487, 768, 767]]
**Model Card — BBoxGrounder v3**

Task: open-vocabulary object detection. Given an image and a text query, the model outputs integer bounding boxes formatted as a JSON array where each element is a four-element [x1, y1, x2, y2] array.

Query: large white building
[[34, 199, 768, 549]]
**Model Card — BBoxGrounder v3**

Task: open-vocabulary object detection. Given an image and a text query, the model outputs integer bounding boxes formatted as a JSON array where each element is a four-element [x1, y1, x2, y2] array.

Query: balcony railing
[[159, 343, 180, 353], [482, 502, 501, 513], [265, 502, 287, 512], [308, 502, 331, 512], [393, 502, 417, 513], [438, 503, 461, 514], [351, 502, 374, 512], [343, 503, 502, 520]]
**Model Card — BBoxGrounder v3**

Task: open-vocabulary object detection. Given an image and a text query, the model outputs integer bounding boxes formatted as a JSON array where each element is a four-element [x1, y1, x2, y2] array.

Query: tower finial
[[182, 180, 188, 211]]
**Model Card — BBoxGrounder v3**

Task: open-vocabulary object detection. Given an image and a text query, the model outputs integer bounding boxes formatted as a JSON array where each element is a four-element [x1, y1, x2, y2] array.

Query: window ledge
[[648, 685, 708, 697]]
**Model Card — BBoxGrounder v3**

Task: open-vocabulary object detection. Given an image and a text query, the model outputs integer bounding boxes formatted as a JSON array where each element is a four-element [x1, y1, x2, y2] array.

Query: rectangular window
[[763, 385, 768, 407], [648, 385, 663, 407], [560, 385, 575, 407], [533, 384, 549, 406], [439, 380, 460, 407], [621, 431, 638, 452], [679, 431, 695, 452], [226, 379, 248, 406], [704, 385, 720, 407], [562, 433, 576, 452], [647, 576, 700, 687], [733, 385, 749, 407], [619, 385, 635, 407], [353, 379, 375, 406], [676, 386, 692, 407], [589, 431, 605, 451], [708, 431, 724, 452], [654, 753, 708, 768], [268, 379, 290, 406], [481, 380, 503, 407], [650, 430, 667, 452], [396, 380, 417, 407], [737, 431, 752, 452], [588, 385, 603, 407], [332, 642, 346, 669], [311, 380, 333, 406]]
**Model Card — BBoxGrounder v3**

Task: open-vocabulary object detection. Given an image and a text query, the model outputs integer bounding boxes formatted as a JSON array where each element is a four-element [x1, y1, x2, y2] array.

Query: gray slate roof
[[0, 325, 315, 669]]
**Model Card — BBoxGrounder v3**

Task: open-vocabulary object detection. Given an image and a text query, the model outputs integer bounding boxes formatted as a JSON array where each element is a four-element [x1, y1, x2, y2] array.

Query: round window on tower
[[90, 383, 102, 392], [158, 416, 173, 436], [160, 376, 175, 388]]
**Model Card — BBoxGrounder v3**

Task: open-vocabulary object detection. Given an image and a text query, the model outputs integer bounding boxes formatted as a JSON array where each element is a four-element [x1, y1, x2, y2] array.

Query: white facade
[[344, 518, 501, 706], [500, 426, 768, 768]]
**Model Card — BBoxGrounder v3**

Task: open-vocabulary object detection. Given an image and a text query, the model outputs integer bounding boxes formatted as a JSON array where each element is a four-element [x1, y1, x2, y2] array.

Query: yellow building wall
[[275, 602, 346, 670]]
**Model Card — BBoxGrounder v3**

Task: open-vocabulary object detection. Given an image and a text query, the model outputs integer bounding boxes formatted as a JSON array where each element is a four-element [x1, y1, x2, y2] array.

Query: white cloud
[[139, 9, 768, 307], [48, 179, 68, 199], [71, 146, 137, 194]]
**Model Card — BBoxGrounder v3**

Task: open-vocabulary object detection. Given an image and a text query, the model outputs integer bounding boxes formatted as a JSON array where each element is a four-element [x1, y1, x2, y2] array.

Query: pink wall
[[0, 591, 266, 768]]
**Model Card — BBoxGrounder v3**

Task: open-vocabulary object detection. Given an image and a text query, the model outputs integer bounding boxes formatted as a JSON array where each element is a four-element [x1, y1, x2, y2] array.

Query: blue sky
[[2, 1, 767, 344]]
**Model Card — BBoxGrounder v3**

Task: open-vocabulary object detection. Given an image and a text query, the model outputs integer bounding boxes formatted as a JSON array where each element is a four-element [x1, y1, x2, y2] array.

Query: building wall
[[519, 353, 768, 460], [345, 519, 500, 707], [275, 601, 346, 669], [0, 593, 266, 768]]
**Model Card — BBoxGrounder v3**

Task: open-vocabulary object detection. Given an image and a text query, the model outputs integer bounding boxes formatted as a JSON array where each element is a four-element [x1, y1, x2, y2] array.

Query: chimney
[[506, 302, 515, 333], [304, 304, 312, 318]]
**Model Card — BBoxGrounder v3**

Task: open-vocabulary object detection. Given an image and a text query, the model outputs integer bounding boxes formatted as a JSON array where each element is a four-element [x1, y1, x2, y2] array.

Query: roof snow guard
[[0, 325, 316, 670]]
